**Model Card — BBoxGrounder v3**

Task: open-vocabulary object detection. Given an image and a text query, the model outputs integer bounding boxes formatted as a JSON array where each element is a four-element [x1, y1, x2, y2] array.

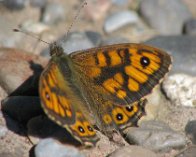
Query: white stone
[[163, 74, 196, 107]]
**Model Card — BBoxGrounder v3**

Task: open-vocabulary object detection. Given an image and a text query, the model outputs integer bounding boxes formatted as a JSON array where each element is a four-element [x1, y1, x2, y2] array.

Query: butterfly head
[[49, 42, 65, 57]]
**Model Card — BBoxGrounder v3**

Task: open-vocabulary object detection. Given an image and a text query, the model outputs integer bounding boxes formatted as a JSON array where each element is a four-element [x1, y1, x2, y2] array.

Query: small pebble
[[104, 10, 139, 33], [35, 138, 85, 157]]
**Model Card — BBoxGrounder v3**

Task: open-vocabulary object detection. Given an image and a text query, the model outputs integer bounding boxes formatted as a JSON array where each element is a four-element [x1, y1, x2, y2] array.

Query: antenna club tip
[[13, 29, 19, 32]]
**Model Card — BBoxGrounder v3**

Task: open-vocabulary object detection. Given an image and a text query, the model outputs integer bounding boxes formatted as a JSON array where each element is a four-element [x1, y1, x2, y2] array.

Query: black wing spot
[[140, 56, 150, 68]]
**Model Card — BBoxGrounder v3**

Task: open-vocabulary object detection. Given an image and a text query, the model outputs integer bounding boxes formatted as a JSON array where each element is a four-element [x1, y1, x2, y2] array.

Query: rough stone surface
[[163, 74, 196, 107], [125, 121, 186, 152]]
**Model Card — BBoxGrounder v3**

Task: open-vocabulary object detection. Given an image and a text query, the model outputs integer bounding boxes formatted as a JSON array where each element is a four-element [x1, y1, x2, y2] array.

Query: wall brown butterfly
[[39, 43, 172, 146]]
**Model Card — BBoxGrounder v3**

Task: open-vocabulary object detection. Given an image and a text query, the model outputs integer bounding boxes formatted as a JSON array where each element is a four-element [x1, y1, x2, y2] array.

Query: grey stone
[[185, 120, 196, 144], [41, 2, 66, 25], [35, 138, 85, 157], [109, 145, 157, 157], [145, 35, 196, 76], [2, 0, 27, 10], [139, 0, 192, 35], [184, 19, 196, 35], [125, 120, 186, 152], [104, 10, 139, 33]]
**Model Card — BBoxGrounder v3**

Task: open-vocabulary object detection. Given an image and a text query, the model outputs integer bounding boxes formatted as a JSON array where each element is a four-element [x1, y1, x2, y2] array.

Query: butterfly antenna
[[13, 28, 51, 45], [65, 0, 87, 39]]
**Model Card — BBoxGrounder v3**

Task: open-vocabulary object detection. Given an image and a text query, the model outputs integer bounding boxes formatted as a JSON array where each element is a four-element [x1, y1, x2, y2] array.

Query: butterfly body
[[39, 43, 172, 146]]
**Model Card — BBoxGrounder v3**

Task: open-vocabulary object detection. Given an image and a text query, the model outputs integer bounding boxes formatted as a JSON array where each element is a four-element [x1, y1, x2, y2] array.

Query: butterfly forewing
[[70, 43, 172, 106], [39, 54, 99, 146]]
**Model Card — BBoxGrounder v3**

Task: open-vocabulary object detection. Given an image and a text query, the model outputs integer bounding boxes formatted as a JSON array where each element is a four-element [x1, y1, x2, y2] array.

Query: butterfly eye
[[140, 56, 150, 67], [87, 126, 93, 132], [126, 106, 133, 112], [78, 126, 85, 133], [116, 113, 123, 121]]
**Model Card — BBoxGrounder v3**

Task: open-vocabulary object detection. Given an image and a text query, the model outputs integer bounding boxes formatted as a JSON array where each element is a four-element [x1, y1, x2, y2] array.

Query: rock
[[41, 2, 66, 25], [139, 0, 192, 35], [2, 0, 27, 10], [163, 74, 196, 107], [184, 19, 196, 35], [125, 120, 186, 152], [185, 120, 196, 144], [0, 48, 48, 95], [34, 138, 85, 157], [145, 35, 196, 76], [176, 146, 196, 157], [1, 96, 42, 123], [109, 145, 157, 157], [104, 10, 139, 33]]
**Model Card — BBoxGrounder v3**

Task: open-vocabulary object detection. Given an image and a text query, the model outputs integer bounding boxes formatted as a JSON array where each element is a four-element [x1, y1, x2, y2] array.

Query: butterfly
[[39, 43, 172, 146]]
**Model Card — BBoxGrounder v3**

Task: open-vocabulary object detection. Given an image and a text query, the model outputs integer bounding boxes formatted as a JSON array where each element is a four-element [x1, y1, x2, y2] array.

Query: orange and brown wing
[[39, 58, 99, 146], [70, 43, 171, 106]]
